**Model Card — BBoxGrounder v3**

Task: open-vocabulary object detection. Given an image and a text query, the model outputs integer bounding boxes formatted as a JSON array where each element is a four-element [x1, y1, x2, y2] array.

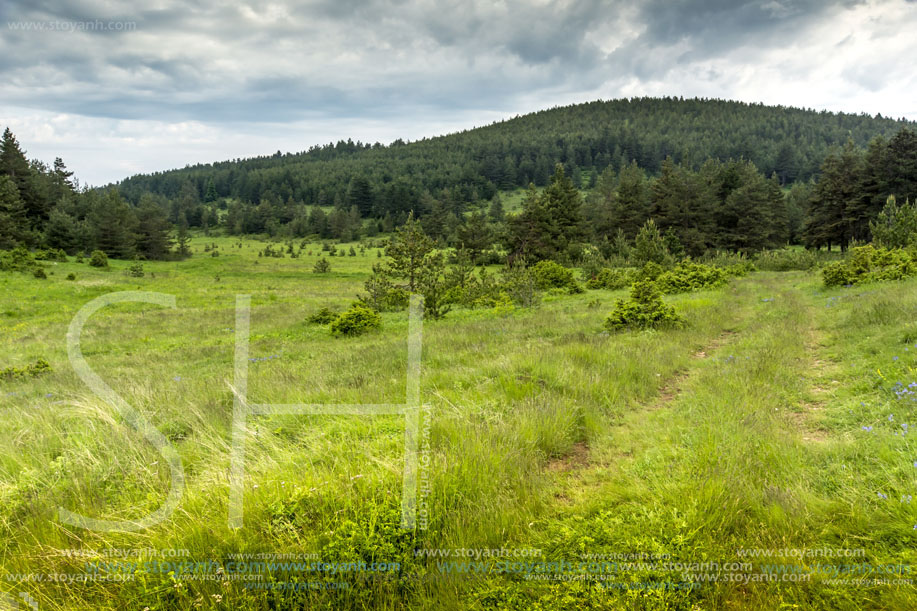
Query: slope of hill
[[113, 97, 915, 208]]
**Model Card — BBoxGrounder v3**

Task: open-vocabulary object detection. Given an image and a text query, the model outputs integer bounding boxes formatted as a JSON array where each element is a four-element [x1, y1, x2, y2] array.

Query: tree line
[[0, 128, 181, 259], [3, 98, 917, 261], [112, 97, 912, 217]]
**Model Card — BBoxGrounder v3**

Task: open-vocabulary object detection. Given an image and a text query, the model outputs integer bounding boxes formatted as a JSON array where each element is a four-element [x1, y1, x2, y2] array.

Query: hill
[[113, 97, 915, 209]]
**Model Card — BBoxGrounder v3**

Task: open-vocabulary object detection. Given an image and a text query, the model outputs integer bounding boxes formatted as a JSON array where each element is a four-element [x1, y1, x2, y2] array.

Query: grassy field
[[2, 236, 917, 609]]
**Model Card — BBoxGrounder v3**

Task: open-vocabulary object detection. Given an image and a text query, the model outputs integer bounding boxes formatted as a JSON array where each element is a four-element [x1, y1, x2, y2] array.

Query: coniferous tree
[[175, 213, 191, 258], [135, 195, 174, 259], [89, 190, 138, 259], [386, 212, 433, 292], [456, 211, 492, 264], [0, 175, 26, 248]]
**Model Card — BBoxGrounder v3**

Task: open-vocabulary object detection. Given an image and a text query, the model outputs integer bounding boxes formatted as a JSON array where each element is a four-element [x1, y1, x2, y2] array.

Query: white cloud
[[0, 0, 915, 184]]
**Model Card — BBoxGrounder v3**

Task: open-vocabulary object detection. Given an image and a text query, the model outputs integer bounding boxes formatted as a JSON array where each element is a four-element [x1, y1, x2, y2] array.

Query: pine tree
[[386, 212, 434, 291], [456, 211, 492, 264], [0, 175, 26, 248], [612, 161, 649, 238], [135, 195, 174, 259], [43, 207, 79, 253], [803, 141, 863, 250], [0, 127, 44, 227], [175, 213, 191, 258], [204, 177, 218, 203], [89, 190, 138, 259], [346, 176, 374, 217]]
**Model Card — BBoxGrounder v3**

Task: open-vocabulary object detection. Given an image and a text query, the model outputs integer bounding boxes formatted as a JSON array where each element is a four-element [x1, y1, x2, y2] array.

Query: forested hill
[[113, 97, 914, 208]]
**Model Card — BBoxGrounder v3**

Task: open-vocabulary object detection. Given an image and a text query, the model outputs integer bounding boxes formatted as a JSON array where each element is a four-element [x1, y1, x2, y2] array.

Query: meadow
[[2, 236, 917, 610]]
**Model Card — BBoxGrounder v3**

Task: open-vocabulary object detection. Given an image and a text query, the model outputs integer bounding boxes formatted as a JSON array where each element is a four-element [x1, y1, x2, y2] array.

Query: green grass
[[2, 238, 917, 609]]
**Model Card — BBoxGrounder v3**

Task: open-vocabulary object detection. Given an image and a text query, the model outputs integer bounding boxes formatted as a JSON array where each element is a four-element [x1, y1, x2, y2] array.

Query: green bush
[[531, 260, 582, 293], [66, 272, 76, 281], [33, 248, 67, 262], [32, 267, 47, 279], [655, 261, 728, 293], [500, 261, 541, 307], [330, 305, 382, 337], [313, 258, 331, 273], [605, 280, 683, 331], [88, 250, 109, 268], [0, 247, 37, 272], [128, 262, 144, 277], [754, 248, 823, 271], [307, 307, 339, 325], [1, 358, 52, 381], [586, 267, 634, 290], [635, 260, 665, 282], [823, 245, 916, 287]]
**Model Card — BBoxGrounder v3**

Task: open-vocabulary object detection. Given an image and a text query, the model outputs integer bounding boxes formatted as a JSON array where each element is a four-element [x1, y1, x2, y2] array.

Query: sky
[[1, 0, 916, 186]]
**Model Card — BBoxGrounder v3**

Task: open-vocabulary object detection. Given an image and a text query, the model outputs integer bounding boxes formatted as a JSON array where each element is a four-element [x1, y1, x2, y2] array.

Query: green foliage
[[655, 261, 728, 293], [631, 219, 674, 266], [604, 280, 683, 330], [499, 260, 541, 307], [307, 307, 339, 325], [33, 248, 67, 262], [635, 260, 665, 282], [506, 165, 584, 263], [313, 257, 331, 273], [127, 262, 144, 277], [329, 305, 382, 337], [753, 247, 824, 271], [88, 250, 108, 268], [66, 272, 76, 280], [531, 260, 583, 293], [385, 212, 433, 292], [0, 246, 37, 272], [585, 267, 634, 290], [0, 358, 51, 381], [822, 244, 917, 287], [32, 267, 46, 279], [870, 195, 917, 249]]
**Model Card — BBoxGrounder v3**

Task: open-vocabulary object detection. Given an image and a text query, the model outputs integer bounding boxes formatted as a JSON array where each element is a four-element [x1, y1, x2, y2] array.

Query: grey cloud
[[0, 0, 901, 127]]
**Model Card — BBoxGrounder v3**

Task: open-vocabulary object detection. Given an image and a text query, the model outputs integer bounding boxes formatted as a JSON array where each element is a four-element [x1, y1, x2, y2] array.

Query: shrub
[[655, 261, 728, 293], [34, 248, 67, 262], [586, 267, 634, 290], [604, 280, 683, 331], [754, 248, 823, 271], [531, 260, 583, 293], [128, 262, 144, 277], [360, 264, 411, 312], [330, 305, 382, 337], [636, 261, 665, 282], [89, 250, 109, 268], [500, 261, 541, 307], [823, 245, 916, 287], [66, 272, 76, 281], [308, 307, 339, 325], [870, 195, 917, 249], [313, 258, 331, 273], [32, 267, 47, 279], [1, 358, 52, 381], [0, 246, 37, 272]]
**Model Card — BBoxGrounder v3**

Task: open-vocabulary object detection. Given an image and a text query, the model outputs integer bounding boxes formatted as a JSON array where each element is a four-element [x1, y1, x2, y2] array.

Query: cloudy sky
[[1, 0, 916, 185]]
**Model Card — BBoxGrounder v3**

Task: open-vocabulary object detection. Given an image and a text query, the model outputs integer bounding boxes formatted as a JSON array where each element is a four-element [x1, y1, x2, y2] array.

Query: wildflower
[[172, 376, 181, 382], [878, 492, 888, 499], [862, 426, 873, 432], [889, 414, 895, 421]]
